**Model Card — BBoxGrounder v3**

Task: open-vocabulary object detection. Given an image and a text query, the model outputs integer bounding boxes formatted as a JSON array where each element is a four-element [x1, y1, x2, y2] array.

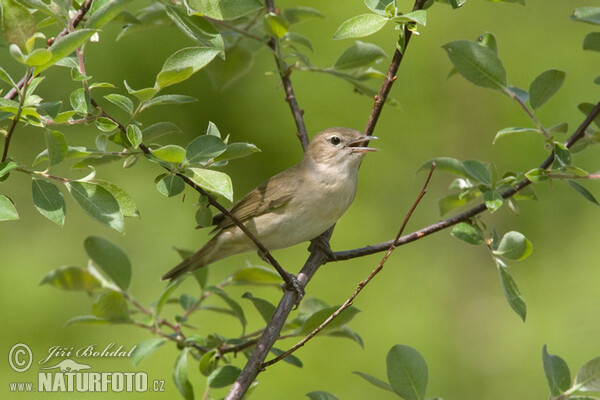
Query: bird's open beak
[[349, 136, 378, 153]]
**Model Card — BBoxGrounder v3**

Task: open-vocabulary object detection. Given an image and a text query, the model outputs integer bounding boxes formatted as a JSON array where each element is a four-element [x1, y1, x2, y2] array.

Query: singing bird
[[162, 128, 377, 281]]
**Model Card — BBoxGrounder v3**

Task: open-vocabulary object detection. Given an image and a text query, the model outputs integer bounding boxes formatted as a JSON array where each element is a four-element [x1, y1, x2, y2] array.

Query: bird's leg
[[309, 235, 337, 261], [256, 251, 305, 307]]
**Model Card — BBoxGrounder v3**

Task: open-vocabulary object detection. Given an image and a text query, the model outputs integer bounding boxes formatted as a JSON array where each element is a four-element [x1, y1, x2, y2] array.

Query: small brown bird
[[162, 127, 377, 281]]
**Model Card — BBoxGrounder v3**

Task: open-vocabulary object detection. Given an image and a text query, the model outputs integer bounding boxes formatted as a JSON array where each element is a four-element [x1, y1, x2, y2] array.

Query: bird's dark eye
[[329, 136, 341, 145]]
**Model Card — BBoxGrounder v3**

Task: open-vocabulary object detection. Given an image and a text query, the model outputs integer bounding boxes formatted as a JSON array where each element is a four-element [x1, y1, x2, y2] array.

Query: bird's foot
[[309, 236, 337, 261], [283, 274, 305, 309]]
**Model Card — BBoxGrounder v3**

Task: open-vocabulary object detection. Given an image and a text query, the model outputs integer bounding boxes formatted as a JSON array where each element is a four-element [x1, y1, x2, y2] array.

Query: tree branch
[[332, 100, 600, 262], [1, 69, 32, 162], [262, 163, 436, 368], [265, 0, 309, 151]]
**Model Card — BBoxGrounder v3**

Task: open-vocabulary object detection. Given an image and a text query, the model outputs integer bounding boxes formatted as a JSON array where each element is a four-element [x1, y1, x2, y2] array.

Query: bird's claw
[[284, 274, 305, 309], [309, 236, 337, 261]]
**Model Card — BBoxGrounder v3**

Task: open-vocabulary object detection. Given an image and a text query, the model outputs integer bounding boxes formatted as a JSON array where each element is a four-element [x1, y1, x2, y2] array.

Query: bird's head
[[305, 127, 378, 172]]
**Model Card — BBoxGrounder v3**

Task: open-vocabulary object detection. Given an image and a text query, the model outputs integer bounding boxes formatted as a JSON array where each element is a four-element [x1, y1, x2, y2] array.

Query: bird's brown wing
[[211, 165, 303, 232]]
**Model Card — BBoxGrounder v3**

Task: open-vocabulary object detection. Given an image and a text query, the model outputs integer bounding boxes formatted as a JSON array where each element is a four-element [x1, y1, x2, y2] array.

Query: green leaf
[[188, 168, 233, 201], [189, 0, 262, 21], [142, 94, 197, 110], [416, 157, 468, 177], [44, 130, 68, 166], [0, 66, 17, 87], [32, 178, 66, 226], [451, 222, 484, 245], [207, 365, 241, 388], [67, 182, 124, 232], [364, 0, 394, 16], [386, 344, 428, 400], [185, 134, 227, 164], [438, 191, 479, 216], [493, 127, 541, 144], [34, 29, 98, 74], [570, 7, 600, 25], [156, 174, 185, 197], [493, 231, 532, 261], [84, 236, 132, 290], [442, 39, 507, 90], [282, 31, 313, 51], [214, 142, 260, 162], [195, 206, 212, 227], [92, 289, 130, 321], [483, 191, 503, 213], [39, 265, 102, 292], [529, 69, 566, 110], [264, 12, 289, 39], [155, 47, 220, 89], [0, 161, 19, 177], [104, 93, 134, 114], [0, 194, 20, 220], [91, 179, 140, 218], [554, 142, 571, 166], [34, 146, 92, 165], [463, 160, 491, 185], [157, 278, 181, 316], [583, 32, 600, 52], [123, 81, 157, 102], [130, 338, 167, 367], [574, 356, 600, 392], [0, 0, 37, 50], [542, 345, 571, 396], [152, 145, 186, 163], [24, 48, 53, 66], [333, 14, 389, 40], [353, 371, 394, 392], [242, 292, 276, 323], [328, 326, 364, 347], [143, 121, 181, 141], [231, 265, 282, 285], [198, 350, 218, 376], [497, 264, 526, 321], [283, 7, 323, 24], [70, 88, 89, 114], [126, 125, 142, 149], [525, 168, 548, 183], [95, 117, 119, 133], [86, 0, 134, 29], [567, 180, 600, 206], [334, 41, 387, 70], [394, 10, 427, 26], [165, 5, 224, 53], [299, 306, 360, 335], [173, 348, 194, 400], [271, 347, 303, 367], [64, 315, 113, 326], [577, 102, 600, 129], [305, 391, 338, 400]]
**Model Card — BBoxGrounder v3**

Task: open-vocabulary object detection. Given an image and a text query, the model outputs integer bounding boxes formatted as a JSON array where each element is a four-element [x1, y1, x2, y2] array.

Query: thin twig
[[363, 0, 428, 138], [1, 69, 32, 162], [332, 100, 600, 262], [262, 163, 436, 368]]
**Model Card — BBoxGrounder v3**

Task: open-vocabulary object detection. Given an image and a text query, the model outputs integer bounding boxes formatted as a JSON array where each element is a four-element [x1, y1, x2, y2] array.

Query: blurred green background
[[2, 0, 600, 399]]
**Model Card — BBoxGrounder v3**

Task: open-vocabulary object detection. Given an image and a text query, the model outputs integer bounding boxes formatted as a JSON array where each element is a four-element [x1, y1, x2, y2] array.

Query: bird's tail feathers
[[161, 237, 218, 281]]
